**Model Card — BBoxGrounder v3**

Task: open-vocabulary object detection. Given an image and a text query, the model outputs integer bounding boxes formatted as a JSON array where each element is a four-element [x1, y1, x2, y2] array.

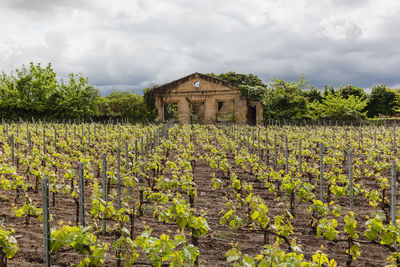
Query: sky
[[1, 0, 400, 94]]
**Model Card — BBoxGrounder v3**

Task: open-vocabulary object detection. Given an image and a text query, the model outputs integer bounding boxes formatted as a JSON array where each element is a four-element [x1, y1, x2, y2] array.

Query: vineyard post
[[151, 130, 153, 151], [43, 128, 46, 154], [358, 129, 362, 151], [88, 123, 91, 144], [125, 141, 129, 173], [252, 128, 255, 153], [274, 134, 277, 170], [35, 122, 37, 135], [265, 129, 269, 166], [135, 139, 138, 177], [152, 130, 155, 150], [158, 127, 160, 145], [374, 130, 377, 150], [78, 163, 85, 227], [145, 136, 149, 160], [10, 134, 15, 166], [391, 160, 397, 226], [141, 137, 144, 159], [393, 125, 396, 155], [348, 151, 354, 211], [285, 135, 289, 174], [42, 177, 51, 267], [27, 131, 32, 151], [320, 143, 324, 202], [81, 124, 84, 147], [257, 127, 260, 158], [53, 125, 57, 152], [241, 129, 244, 146], [65, 124, 68, 145], [102, 153, 107, 235], [298, 139, 302, 173], [135, 139, 138, 162], [148, 133, 151, 156], [156, 129, 158, 146], [117, 147, 122, 210]]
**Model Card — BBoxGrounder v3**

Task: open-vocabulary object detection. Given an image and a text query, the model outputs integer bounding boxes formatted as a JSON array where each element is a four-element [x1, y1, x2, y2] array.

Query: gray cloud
[[0, 0, 400, 94]]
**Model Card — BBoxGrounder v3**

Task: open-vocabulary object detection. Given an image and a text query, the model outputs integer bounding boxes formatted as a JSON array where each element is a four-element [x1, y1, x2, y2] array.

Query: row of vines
[[0, 121, 398, 266]]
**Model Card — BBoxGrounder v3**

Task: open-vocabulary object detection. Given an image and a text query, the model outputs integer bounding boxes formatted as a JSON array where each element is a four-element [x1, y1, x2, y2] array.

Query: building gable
[[152, 72, 238, 95]]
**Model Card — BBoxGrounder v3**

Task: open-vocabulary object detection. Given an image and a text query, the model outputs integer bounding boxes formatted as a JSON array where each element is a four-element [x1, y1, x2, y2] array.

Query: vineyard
[[0, 121, 399, 266]]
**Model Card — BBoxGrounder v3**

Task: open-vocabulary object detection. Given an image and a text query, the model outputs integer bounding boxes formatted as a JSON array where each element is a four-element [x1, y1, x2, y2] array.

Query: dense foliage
[[207, 72, 400, 122], [262, 77, 309, 121], [1, 64, 400, 123], [207, 71, 266, 87], [309, 92, 368, 120], [0, 63, 152, 122]]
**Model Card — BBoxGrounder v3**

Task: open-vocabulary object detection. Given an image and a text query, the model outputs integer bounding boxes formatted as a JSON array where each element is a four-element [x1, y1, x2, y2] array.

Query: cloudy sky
[[1, 0, 399, 94]]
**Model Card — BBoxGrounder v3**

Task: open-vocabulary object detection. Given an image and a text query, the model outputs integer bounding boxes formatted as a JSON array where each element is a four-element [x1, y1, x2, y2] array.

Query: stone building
[[151, 72, 263, 125]]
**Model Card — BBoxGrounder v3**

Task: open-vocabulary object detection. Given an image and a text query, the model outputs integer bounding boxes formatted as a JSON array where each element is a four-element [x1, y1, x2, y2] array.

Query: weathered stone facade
[[152, 73, 263, 125]]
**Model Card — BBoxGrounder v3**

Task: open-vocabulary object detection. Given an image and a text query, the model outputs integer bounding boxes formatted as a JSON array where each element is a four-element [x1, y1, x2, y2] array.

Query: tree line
[[0, 62, 154, 122], [209, 72, 400, 122], [0, 63, 397, 123]]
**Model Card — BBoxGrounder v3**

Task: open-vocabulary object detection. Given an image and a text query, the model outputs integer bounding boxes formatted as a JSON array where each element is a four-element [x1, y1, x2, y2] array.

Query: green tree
[[238, 85, 267, 100], [338, 85, 366, 100], [207, 71, 266, 87], [0, 62, 59, 119], [99, 91, 153, 122], [367, 85, 396, 117], [208, 72, 267, 100], [323, 85, 336, 97], [302, 86, 323, 103], [56, 73, 101, 119], [309, 91, 368, 120], [262, 76, 309, 121]]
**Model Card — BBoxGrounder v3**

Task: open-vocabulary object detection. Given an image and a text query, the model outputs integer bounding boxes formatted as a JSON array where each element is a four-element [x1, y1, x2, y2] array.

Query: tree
[[238, 85, 267, 100], [207, 71, 266, 87], [0, 62, 58, 119], [56, 73, 101, 119], [309, 91, 368, 120], [262, 76, 309, 121], [323, 85, 336, 97], [99, 91, 153, 122], [338, 85, 366, 100], [367, 85, 396, 117], [302, 86, 323, 103]]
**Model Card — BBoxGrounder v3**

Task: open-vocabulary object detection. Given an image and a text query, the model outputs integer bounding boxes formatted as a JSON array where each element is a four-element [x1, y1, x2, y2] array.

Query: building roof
[[150, 72, 238, 95]]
